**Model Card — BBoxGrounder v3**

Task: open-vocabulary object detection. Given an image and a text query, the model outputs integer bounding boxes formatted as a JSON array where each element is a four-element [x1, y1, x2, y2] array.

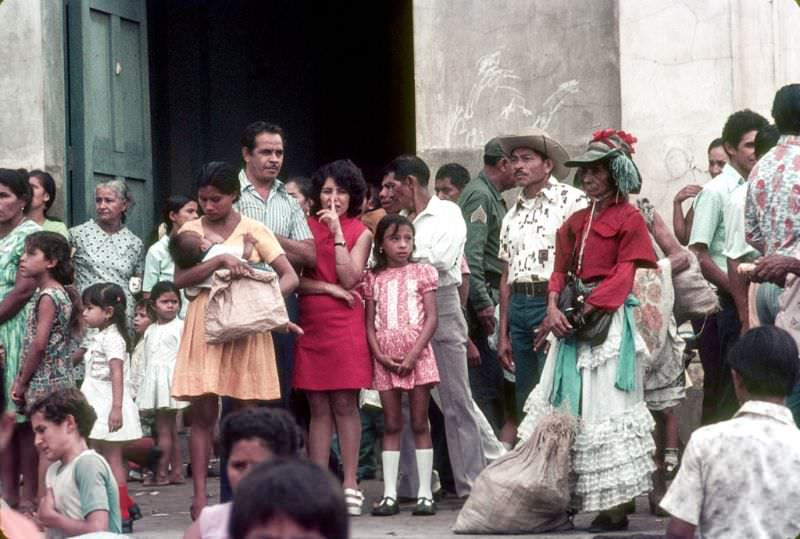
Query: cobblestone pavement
[[130, 476, 669, 539]]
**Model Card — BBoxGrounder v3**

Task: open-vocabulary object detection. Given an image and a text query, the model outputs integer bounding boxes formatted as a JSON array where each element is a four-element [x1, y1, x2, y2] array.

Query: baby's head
[[169, 231, 206, 269]]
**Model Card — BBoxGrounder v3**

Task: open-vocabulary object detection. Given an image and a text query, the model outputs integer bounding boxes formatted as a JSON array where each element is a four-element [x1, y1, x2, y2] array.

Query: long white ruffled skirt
[[517, 307, 655, 513]]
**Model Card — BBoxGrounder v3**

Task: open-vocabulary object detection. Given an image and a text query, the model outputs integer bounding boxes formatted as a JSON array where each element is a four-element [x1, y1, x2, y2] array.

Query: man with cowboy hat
[[496, 128, 587, 421]]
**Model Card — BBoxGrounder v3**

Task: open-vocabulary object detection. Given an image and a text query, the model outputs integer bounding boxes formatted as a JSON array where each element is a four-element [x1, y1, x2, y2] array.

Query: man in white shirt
[[661, 325, 800, 539], [380, 155, 486, 497]]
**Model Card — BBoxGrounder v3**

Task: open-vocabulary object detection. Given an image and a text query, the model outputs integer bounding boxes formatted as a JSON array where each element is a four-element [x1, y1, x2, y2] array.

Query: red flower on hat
[[616, 130, 638, 153], [591, 128, 638, 154]]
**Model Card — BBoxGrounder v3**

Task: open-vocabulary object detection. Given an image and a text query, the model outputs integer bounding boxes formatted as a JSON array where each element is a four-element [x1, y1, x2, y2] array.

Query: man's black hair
[[435, 163, 471, 190], [772, 84, 800, 136], [721, 109, 769, 152], [384, 155, 431, 188], [728, 326, 800, 398]]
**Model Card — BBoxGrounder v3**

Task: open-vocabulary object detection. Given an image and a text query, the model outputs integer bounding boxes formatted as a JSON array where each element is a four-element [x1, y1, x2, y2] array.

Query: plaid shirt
[[235, 170, 312, 240]]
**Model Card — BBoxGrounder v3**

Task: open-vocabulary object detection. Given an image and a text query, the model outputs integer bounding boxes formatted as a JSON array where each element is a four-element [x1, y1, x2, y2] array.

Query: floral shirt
[[660, 400, 800, 538], [499, 177, 587, 284], [745, 135, 800, 256]]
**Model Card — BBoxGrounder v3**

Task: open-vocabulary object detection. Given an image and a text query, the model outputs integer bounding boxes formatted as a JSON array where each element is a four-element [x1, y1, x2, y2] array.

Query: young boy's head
[[220, 408, 302, 492], [133, 296, 154, 336], [229, 459, 348, 539], [29, 388, 97, 461], [728, 326, 800, 401], [169, 231, 206, 269]]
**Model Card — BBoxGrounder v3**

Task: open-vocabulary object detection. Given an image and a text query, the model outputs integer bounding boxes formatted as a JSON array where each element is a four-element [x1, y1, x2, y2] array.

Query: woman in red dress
[[294, 159, 373, 515]]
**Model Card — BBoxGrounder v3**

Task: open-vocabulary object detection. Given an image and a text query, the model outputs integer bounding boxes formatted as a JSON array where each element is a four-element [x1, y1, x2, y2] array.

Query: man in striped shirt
[[238, 121, 316, 268]]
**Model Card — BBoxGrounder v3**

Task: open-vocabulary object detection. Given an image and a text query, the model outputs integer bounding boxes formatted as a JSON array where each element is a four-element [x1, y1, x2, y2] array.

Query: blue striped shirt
[[236, 170, 312, 240]]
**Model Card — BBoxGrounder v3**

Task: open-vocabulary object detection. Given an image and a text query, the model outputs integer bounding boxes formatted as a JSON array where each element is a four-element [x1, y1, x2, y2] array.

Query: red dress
[[293, 216, 373, 390]]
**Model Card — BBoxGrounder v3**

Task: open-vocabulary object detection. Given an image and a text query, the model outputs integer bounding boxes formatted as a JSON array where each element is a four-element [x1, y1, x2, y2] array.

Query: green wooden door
[[67, 0, 153, 238]]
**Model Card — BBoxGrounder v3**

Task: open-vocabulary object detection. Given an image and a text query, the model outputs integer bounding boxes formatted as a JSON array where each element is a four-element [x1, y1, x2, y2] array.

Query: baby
[[169, 231, 262, 298]]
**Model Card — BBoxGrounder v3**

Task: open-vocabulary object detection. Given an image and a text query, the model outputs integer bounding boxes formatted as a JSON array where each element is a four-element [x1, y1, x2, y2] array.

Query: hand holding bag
[[205, 268, 289, 344]]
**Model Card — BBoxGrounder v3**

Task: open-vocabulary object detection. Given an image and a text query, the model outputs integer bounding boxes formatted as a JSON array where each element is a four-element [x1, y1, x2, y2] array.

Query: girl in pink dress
[[364, 214, 440, 517]]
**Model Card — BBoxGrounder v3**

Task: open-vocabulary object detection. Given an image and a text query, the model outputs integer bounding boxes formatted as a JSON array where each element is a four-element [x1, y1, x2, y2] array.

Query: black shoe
[[587, 513, 628, 532], [122, 518, 134, 534], [371, 497, 399, 516], [129, 503, 142, 521], [411, 497, 436, 516]]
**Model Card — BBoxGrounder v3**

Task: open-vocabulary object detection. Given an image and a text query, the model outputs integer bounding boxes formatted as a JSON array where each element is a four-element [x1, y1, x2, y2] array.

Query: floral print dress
[[22, 287, 75, 407]]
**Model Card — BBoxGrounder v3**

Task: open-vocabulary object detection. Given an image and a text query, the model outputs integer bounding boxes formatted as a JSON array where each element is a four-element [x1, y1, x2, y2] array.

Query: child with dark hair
[[80, 282, 143, 530], [661, 326, 800, 538], [229, 458, 348, 539], [185, 407, 302, 539], [138, 281, 188, 486], [10, 231, 79, 504], [30, 388, 123, 537]]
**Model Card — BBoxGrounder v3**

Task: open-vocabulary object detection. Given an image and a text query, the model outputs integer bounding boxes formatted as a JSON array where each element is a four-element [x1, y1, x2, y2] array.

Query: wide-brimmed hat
[[566, 129, 642, 195], [497, 128, 570, 180]]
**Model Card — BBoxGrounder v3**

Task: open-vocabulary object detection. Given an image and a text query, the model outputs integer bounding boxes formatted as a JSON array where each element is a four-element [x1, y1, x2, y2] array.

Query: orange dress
[[171, 217, 284, 401]]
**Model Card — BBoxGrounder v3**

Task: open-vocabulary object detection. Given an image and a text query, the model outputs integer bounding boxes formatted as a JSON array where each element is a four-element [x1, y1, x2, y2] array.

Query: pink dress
[[294, 216, 373, 390], [364, 263, 440, 391]]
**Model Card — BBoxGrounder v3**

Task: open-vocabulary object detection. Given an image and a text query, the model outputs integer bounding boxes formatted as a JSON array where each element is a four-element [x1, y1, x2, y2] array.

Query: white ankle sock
[[381, 450, 400, 500], [415, 448, 434, 500]]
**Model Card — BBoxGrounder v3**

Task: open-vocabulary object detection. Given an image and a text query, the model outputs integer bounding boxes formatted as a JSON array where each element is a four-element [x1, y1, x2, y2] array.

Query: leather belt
[[510, 281, 549, 297]]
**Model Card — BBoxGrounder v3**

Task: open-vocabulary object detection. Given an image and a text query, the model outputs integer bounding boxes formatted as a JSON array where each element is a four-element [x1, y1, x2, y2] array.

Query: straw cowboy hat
[[497, 128, 571, 180]]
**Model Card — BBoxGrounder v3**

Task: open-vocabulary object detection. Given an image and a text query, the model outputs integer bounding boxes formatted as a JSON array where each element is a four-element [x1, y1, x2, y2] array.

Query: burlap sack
[[453, 411, 575, 534], [672, 250, 720, 325], [205, 268, 288, 344]]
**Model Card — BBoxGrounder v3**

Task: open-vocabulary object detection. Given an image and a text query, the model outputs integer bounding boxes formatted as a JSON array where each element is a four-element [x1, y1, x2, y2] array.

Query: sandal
[[343, 488, 364, 516], [371, 496, 398, 516], [143, 472, 170, 487], [412, 497, 436, 516]]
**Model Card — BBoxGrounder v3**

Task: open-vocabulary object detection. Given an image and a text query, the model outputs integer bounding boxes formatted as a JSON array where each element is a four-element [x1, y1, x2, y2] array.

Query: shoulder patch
[[470, 206, 488, 224]]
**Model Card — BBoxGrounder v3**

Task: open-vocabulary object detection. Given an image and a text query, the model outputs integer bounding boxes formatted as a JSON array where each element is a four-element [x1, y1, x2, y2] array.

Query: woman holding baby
[[170, 161, 299, 518]]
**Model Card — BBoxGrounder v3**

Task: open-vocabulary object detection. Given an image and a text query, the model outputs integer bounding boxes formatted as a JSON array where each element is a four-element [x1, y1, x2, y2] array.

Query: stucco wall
[[620, 0, 800, 219], [0, 0, 67, 218], [413, 0, 622, 184]]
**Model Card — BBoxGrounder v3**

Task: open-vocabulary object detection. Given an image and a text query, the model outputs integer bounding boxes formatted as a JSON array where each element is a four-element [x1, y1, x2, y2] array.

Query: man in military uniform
[[457, 139, 516, 432]]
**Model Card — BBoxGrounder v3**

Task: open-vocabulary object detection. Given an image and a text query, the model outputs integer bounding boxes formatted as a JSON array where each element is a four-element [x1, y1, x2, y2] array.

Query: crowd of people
[[0, 83, 799, 538]]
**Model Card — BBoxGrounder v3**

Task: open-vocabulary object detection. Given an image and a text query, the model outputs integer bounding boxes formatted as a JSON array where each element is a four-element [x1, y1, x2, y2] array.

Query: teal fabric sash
[[550, 295, 640, 416]]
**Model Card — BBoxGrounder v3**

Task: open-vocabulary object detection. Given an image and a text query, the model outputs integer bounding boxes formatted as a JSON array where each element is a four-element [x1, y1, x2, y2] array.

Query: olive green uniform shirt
[[458, 171, 507, 311]]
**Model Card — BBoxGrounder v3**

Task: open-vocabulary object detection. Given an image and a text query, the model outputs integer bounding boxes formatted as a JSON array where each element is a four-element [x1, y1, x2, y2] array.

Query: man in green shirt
[[455, 139, 515, 431]]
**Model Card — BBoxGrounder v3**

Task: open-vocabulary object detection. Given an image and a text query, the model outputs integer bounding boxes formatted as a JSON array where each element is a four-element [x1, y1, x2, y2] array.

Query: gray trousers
[[398, 285, 487, 497]]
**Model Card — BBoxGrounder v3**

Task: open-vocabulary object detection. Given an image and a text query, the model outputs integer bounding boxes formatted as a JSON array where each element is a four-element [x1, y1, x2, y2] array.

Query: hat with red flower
[[565, 129, 642, 195]]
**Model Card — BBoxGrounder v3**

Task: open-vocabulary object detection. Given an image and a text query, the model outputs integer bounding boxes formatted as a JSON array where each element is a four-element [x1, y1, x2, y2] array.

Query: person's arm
[[460, 193, 494, 314], [276, 236, 316, 268], [334, 229, 372, 290], [108, 358, 124, 432], [727, 257, 750, 332], [0, 270, 37, 324], [298, 275, 357, 303], [497, 263, 514, 371], [365, 298, 394, 371], [38, 487, 110, 536], [672, 185, 702, 246], [751, 254, 800, 286], [690, 243, 730, 294], [268, 254, 299, 297], [651, 210, 690, 273], [173, 254, 252, 289], [12, 294, 57, 402], [399, 289, 438, 377], [665, 518, 696, 539]]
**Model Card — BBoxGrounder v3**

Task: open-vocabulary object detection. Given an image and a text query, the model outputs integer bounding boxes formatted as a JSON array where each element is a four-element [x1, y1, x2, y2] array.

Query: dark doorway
[[147, 0, 415, 206]]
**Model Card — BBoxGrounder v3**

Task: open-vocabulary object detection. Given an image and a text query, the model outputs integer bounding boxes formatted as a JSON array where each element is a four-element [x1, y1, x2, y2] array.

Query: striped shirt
[[236, 170, 312, 240]]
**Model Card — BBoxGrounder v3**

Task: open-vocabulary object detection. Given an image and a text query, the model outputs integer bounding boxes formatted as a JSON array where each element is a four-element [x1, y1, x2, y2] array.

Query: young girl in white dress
[[80, 282, 142, 526], [137, 281, 188, 485]]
